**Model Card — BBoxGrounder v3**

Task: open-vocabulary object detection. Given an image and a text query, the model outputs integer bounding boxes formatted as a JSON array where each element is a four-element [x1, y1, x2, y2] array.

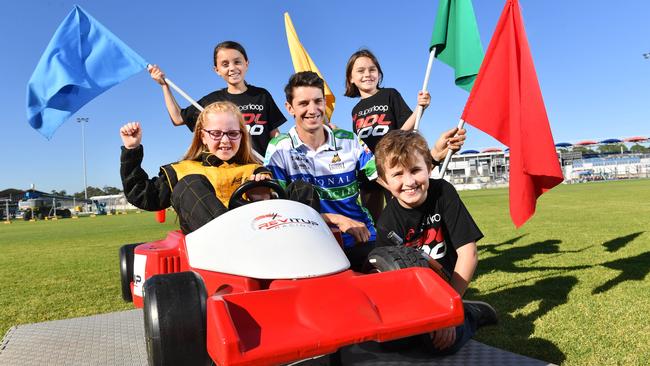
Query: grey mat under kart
[[0, 310, 554, 366]]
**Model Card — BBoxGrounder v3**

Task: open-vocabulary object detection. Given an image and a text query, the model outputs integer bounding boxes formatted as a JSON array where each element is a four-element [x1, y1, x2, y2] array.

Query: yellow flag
[[284, 12, 335, 123]]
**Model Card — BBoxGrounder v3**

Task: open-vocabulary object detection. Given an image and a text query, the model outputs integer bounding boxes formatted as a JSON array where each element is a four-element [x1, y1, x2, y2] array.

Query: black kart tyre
[[362, 245, 430, 273], [118, 243, 141, 302], [143, 271, 210, 366]]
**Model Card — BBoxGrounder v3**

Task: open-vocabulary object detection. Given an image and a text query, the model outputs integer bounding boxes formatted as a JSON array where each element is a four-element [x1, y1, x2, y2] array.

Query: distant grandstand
[[444, 135, 650, 190]]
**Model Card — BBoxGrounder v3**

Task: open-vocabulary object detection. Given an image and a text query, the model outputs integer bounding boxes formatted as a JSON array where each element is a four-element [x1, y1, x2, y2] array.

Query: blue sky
[[2, 0, 649, 193]]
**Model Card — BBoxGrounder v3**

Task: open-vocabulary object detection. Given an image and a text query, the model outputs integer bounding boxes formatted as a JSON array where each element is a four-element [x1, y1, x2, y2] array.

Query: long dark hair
[[344, 49, 384, 97]]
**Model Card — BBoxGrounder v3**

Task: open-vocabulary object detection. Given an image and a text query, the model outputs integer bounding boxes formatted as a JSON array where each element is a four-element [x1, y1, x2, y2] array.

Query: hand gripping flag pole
[[413, 0, 483, 132]]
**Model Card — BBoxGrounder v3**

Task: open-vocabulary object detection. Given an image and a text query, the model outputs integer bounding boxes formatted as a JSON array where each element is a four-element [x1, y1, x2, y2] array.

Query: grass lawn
[[1, 179, 649, 365]]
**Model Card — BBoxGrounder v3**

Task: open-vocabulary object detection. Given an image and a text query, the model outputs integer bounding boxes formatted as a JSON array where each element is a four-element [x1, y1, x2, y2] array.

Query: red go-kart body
[[120, 199, 463, 366]]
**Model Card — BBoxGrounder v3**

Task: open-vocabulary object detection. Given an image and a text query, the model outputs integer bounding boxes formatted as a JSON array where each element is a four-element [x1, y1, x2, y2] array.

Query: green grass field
[[1, 179, 649, 365]]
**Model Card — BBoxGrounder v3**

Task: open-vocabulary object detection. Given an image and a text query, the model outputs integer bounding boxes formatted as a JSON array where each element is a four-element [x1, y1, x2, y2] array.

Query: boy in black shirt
[[374, 130, 497, 355]]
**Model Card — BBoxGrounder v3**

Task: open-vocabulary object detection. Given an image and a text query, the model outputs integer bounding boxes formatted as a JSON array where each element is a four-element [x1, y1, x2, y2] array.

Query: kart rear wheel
[[143, 271, 209, 366], [119, 243, 141, 302]]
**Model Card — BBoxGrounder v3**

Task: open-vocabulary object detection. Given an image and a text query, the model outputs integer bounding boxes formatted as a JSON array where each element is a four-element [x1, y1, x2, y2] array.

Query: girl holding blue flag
[[149, 41, 286, 156]]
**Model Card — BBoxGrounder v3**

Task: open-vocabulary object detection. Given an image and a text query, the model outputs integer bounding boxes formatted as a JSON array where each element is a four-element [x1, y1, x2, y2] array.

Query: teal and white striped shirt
[[264, 125, 377, 247]]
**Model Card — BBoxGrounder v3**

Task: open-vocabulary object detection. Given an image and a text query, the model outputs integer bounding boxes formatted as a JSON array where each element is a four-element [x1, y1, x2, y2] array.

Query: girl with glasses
[[119, 101, 273, 234]]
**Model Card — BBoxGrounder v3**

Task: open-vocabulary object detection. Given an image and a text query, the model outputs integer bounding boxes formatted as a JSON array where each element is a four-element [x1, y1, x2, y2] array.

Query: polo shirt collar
[[288, 125, 337, 152]]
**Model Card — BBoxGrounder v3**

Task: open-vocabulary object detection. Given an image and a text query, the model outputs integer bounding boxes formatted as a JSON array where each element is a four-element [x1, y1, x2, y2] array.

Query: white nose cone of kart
[[185, 199, 351, 279]]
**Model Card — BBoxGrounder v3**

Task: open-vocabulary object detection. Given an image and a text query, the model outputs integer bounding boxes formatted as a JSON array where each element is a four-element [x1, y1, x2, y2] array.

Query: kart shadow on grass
[[593, 249, 650, 295], [477, 239, 592, 275], [478, 234, 529, 255], [466, 275, 578, 365], [601, 231, 644, 253]]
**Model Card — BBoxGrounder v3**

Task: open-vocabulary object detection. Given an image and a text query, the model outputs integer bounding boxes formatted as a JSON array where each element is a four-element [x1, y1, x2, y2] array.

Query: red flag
[[461, 0, 563, 227]]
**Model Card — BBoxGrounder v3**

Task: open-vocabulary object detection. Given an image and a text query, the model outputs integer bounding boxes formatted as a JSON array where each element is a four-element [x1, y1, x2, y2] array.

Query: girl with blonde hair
[[119, 101, 272, 233]]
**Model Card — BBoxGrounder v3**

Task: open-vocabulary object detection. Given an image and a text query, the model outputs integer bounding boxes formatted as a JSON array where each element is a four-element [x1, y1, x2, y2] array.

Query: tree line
[[49, 186, 122, 199]]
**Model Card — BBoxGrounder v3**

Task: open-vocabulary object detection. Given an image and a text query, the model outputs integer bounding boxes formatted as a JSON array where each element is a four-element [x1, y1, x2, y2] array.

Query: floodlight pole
[[4, 199, 9, 223], [77, 117, 89, 200]]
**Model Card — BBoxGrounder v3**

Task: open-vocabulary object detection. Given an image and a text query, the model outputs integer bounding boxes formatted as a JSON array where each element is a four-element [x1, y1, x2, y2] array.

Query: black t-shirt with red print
[[180, 85, 286, 155], [351, 88, 412, 153], [376, 178, 483, 276]]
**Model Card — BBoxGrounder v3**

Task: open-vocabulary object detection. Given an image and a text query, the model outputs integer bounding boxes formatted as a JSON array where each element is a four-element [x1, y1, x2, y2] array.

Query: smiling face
[[200, 111, 242, 161], [380, 152, 431, 209], [285, 86, 325, 135], [214, 48, 249, 87], [349, 56, 380, 96]]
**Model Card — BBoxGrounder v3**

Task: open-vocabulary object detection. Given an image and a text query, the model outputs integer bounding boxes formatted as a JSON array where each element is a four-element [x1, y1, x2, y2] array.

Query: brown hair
[[182, 101, 260, 164], [213, 41, 249, 67], [374, 130, 433, 179], [344, 49, 384, 97], [284, 71, 324, 104]]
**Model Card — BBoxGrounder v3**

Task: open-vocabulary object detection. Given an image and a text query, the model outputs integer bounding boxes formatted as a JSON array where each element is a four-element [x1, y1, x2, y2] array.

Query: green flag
[[430, 0, 484, 92]]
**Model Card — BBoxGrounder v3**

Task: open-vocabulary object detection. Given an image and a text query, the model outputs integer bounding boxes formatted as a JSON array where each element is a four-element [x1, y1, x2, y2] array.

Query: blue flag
[[26, 5, 147, 139]]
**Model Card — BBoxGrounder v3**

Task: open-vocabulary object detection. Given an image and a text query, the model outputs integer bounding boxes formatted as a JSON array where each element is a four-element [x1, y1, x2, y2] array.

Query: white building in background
[[563, 155, 650, 182], [440, 151, 511, 191], [440, 147, 650, 190], [89, 194, 137, 212]]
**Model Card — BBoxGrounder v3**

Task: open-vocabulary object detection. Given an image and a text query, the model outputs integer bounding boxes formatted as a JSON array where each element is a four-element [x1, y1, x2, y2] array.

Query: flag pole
[[413, 47, 436, 132], [163, 78, 204, 112], [436, 118, 466, 179], [153, 66, 264, 161]]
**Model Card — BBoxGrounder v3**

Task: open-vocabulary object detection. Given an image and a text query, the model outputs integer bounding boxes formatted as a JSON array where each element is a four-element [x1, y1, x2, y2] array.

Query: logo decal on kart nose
[[252, 213, 319, 230]]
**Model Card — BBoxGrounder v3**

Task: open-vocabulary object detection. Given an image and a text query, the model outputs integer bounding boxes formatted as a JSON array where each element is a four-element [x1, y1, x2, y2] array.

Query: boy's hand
[[148, 64, 167, 86], [431, 127, 466, 162], [120, 122, 142, 149], [417, 91, 431, 110], [430, 326, 456, 350]]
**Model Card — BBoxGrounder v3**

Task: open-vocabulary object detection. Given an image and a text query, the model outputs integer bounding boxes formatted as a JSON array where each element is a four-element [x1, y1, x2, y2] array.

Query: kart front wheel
[[143, 271, 210, 366]]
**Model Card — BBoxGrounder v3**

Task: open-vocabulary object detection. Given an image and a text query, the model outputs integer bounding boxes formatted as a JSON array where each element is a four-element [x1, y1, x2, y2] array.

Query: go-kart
[[119, 180, 463, 366]]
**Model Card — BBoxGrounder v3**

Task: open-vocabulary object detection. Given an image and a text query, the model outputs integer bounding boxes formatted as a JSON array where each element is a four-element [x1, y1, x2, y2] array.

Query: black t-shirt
[[376, 179, 483, 276], [180, 85, 287, 155], [351, 88, 412, 152]]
